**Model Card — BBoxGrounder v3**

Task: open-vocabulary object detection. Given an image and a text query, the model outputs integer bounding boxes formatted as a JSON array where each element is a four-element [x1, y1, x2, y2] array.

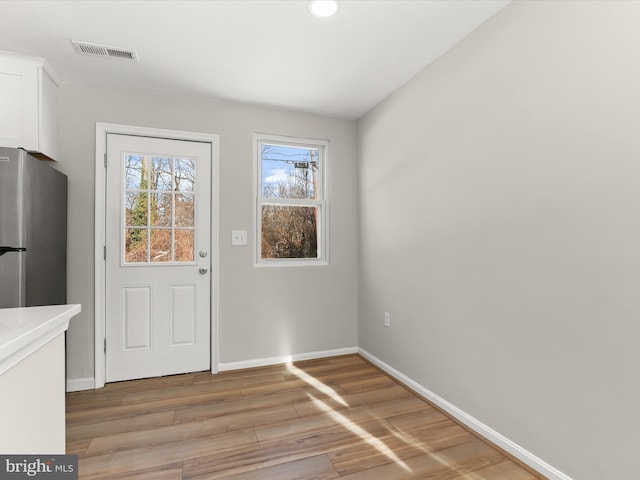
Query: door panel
[[170, 285, 196, 346], [122, 286, 151, 350], [105, 134, 211, 382]]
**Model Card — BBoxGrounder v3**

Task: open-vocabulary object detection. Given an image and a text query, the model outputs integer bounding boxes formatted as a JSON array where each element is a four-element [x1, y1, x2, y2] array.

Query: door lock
[[199, 250, 208, 258], [199, 267, 208, 274]]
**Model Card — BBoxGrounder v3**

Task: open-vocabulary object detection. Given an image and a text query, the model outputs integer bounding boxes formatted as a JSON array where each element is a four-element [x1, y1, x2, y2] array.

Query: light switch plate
[[231, 230, 248, 246]]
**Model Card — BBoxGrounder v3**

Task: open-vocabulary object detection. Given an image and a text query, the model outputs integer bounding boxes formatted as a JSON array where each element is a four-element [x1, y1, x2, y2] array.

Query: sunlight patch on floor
[[308, 393, 413, 473], [287, 363, 349, 407], [389, 427, 433, 457], [390, 428, 488, 479]]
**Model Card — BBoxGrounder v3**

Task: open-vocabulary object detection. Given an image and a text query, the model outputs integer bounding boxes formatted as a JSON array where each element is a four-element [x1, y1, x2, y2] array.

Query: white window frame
[[254, 133, 330, 267]]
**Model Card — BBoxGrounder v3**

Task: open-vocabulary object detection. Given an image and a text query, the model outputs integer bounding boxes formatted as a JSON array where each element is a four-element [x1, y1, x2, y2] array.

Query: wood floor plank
[[293, 360, 378, 378], [183, 419, 394, 480], [292, 382, 415, 417], [85, 404, 299, 457], [255, 397, 424, 444], [90, 462, 184, 480], [334, 374, 398, 394], [67, 411, 175, 442], [395, 422, 474, 453], [415, 438, 506, 479], [66, 392, 124, 412], [66, 438, 92, 456], [79, 428, 257, 479], [215, 455, 338, 480], [334, 396, 433, 421], [387, 407, 453, 432], [238, 377, 311, 398], [67, 355, 544, 480], [172, 387, 316, 424], [470, 460, 540, 480], [174, 403, 300, 429], [338, 438, 503, 480], [327, 430, 472, 476], [120, 372, 285, 404], [67, 389, 243, 425], [287, 363, 381, 386]]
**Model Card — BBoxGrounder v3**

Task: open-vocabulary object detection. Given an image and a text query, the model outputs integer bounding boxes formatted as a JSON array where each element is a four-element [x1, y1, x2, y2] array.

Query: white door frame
[[94, 123, 219, 389]]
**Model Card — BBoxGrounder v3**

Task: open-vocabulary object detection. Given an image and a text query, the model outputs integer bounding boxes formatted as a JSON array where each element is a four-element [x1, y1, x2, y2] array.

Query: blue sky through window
[[261, 144, 318, 199]]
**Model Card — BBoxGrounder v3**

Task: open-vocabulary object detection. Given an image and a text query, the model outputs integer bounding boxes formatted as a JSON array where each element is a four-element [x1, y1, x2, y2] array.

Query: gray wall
[[357, 1, 640, 479], [58, 85, 358, 381]]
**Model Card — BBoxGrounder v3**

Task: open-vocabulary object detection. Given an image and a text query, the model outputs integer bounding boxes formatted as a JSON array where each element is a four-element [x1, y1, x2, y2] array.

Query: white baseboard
[[218, 346, 359, 372], [358, 348, 573, 480], [66, 377, 95, 392], [68, 348, 357, 390]]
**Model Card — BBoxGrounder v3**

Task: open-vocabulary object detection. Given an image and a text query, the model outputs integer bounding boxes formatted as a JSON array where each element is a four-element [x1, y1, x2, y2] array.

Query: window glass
[[261, 205, 319, 259], [261, 144, 319, 200], [123, 153, 197, 264]]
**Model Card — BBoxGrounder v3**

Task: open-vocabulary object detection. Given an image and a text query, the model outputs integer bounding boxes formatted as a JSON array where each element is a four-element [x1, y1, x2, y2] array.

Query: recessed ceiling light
[[308, 0, 339, 18]]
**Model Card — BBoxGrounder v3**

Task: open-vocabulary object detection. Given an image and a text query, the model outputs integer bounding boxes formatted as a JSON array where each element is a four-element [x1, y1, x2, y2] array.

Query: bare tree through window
[[257, 137, 327, 263], [124, 154, 196, 263]]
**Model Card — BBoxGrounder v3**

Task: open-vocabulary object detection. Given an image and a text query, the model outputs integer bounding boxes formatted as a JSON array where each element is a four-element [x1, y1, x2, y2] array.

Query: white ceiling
[[0, 0, 510, 120]]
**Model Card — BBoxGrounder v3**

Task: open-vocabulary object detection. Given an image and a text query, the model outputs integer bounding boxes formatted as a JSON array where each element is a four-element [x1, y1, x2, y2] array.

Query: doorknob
[[199, 250, 208, 258], [199, 267, 208, 274]]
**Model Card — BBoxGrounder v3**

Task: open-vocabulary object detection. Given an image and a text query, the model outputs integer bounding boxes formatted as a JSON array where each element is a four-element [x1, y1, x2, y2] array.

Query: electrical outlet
[[384, 312, 391, 327]]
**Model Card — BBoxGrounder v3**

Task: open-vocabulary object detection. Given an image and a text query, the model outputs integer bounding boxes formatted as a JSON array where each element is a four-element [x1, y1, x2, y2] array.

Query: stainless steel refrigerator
[[0, 147, 67, 308]]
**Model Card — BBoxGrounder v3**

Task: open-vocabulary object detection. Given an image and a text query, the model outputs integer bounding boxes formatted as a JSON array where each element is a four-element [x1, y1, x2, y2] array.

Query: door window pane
[[150, 229, 172, 262], [175, 158, 195, 192], [125, 228, 148, 263], [125, 191, 148, 226], [175, 193, 194, 227], [175, 229, 194, 262], [150, 193, 172, 227], [125, 155, 147, 190], [151, 156, 173, 190]]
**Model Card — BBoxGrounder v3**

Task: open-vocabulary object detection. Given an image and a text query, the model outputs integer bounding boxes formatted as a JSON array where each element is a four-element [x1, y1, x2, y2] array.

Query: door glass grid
[[124, 153, 196, 263]]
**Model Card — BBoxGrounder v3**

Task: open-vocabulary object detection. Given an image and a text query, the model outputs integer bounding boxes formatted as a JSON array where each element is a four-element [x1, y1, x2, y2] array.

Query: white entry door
[[105, 134, 212, 382]]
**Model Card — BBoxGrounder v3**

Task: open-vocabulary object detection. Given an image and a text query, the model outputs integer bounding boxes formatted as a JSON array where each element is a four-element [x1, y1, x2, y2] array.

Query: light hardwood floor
[[66, 354, 543, 480]]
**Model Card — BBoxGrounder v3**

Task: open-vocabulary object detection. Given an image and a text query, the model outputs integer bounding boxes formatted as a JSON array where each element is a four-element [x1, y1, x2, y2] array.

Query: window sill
[[254, 259, 329, 268]]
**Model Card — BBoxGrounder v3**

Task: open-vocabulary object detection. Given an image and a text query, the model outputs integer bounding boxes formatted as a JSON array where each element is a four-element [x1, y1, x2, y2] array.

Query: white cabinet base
[[0, 334, 66, 454], [0, 304, 80, 454]]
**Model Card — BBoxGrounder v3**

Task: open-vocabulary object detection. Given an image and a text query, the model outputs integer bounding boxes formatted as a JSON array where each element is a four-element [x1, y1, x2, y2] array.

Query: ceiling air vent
[[72, 40, 138, 61]]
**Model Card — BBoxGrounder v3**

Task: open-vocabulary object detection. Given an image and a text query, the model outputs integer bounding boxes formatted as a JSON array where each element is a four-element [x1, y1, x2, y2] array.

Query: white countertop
[[0, 304, 81, 376]]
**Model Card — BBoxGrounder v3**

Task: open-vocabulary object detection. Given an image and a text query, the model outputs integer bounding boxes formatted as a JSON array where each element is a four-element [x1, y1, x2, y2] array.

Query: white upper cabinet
[[0, 51, 59, 161]]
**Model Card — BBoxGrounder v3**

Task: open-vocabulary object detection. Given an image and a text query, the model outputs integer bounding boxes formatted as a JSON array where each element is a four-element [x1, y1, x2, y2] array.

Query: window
[[123, 153, 196, 263], [255, 134, 329, 265]]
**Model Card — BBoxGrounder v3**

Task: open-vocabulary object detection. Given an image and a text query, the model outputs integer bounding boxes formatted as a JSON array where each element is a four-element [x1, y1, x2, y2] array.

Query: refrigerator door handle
[[0, 246, 26, 257]]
